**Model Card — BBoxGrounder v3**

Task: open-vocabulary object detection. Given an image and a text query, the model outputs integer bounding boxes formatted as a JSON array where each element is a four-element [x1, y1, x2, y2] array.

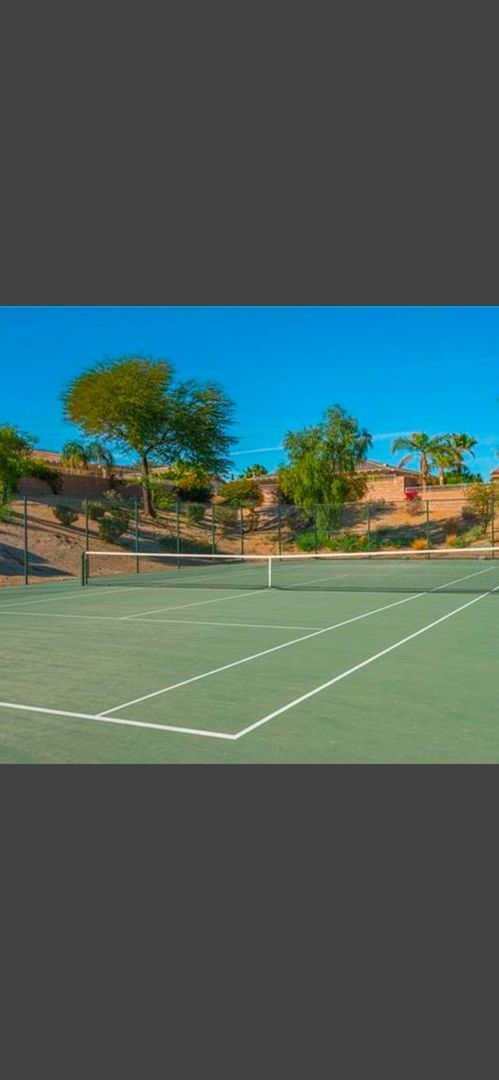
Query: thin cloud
[[231, 445, 284, 456]]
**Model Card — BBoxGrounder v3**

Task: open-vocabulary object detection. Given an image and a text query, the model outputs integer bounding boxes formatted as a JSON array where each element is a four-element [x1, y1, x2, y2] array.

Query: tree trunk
[[438, 465, 444, 485], [141, 454, 156, 517], [420, 455, 428, 489]]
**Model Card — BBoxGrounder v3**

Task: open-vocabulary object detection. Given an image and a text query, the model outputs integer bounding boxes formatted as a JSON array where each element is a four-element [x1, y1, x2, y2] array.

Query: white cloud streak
[[231, 445, 284, 456]]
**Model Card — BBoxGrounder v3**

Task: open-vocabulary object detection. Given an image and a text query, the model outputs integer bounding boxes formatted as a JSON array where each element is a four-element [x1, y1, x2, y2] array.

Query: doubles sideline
[[0, 587, 494, 740]]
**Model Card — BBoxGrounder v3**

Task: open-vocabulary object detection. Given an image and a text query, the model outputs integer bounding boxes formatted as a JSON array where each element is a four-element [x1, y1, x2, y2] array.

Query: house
[[18, 450, 141, 499], [251, 459, 421, 505]]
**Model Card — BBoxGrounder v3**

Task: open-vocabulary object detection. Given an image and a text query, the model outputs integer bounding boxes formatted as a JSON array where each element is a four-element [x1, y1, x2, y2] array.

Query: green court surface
[[0, 573, 497, 763]]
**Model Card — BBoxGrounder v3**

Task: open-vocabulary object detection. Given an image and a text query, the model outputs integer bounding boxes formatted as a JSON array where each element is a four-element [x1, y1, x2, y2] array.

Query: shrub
[[218, 478, 263, 509], [175, 476, 212, 503], [368, 531, 414, 550], [53, 504, 78, 527], [158, 534, 212, 555], [295, 530, 368, 553], [327, 533, 368, 552], [295, 530, 324, 551], [406, 496, 424, 517], [465, 482, 493, 526], [0, 500, 13, 522], [97, 508, 131, 543], [183, 503, 206, 526], [411, 538, 429, 550], [460, 525, 487, 545], [154, 464, 212, 504], [214, 505, 239, 528], [153, 489, 176, 511], [87, 501, 106, 521], [460, 506, 479, 524], [445, 534, 462, 547]]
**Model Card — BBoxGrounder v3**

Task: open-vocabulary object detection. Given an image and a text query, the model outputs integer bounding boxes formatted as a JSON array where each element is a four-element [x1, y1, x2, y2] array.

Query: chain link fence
[[1, 488, 497, 586]]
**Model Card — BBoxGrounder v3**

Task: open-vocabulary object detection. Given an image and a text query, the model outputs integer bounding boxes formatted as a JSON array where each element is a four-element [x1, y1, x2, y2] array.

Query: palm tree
[[430, 437, 460, 486], [242, 463, 268, 478], [449, 433, 477, 473], [391, 433, 441, 487], [60, 441, 90, 470], [87, 440, 115, 479]]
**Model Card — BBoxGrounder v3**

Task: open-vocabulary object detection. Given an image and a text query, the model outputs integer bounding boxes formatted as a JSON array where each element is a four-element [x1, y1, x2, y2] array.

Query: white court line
[[432, 563, 498, 590], [234, 587, 498, 739], [98, 592, 424, 717], [121, 588, 264, 619], [282, 559, 499, 592], [0, 701, 236, 740], [1, 589, 495, 743], [134, 617, 320, 631], [0, 584, 140, 610], [0, 609, 320, 631]]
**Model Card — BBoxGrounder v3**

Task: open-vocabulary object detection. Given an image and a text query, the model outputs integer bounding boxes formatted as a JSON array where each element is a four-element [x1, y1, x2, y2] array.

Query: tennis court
[[0, 549, 498, 763]]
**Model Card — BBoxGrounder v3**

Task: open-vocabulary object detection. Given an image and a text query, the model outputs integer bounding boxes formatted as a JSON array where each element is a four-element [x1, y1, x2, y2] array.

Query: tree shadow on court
[[0, 543, 73, 579]]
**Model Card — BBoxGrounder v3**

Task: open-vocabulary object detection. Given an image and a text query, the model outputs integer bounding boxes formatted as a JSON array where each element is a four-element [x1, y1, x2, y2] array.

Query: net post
[[23, 495, 29, 585], [134, 499, 140, 573], [176, 500, 181, 568], [84, 498, 89, 553], [277, 503, 282, 555], [240, 506, 244, 555], [268, 556, 272, 588], [211, 504, 216, 555], [80, 550, 87, 586]]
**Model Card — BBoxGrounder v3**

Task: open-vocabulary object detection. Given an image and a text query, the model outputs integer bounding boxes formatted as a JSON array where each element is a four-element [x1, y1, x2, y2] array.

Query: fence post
[[425, 500, 431, 554], [23, 495, 29, 585], [134, 499, 140, 573], [366, 505, 371, 551], [491, 490, 495, 551], [314, 506, 318, 554], [176, 500, 181, 567], [84, 498, 89, 554], [211, 505, 216, 555], [277, 503, 282, 556], [240, 506, 244, 555]]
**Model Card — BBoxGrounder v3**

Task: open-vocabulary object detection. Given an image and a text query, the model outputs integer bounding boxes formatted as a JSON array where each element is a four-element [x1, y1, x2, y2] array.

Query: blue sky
[[1, 306, 498, 477]]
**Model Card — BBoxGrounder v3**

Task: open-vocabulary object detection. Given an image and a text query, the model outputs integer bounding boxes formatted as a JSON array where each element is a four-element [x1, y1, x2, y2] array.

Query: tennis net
[[83, 548, 499, 594]]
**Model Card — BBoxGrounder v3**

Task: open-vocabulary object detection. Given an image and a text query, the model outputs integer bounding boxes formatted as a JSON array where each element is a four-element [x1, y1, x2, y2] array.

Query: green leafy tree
[[242, 463, 268, 478], [62, 356, 235, 516], [0, 425, 61, 505], [278, 406, 372, 521]]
